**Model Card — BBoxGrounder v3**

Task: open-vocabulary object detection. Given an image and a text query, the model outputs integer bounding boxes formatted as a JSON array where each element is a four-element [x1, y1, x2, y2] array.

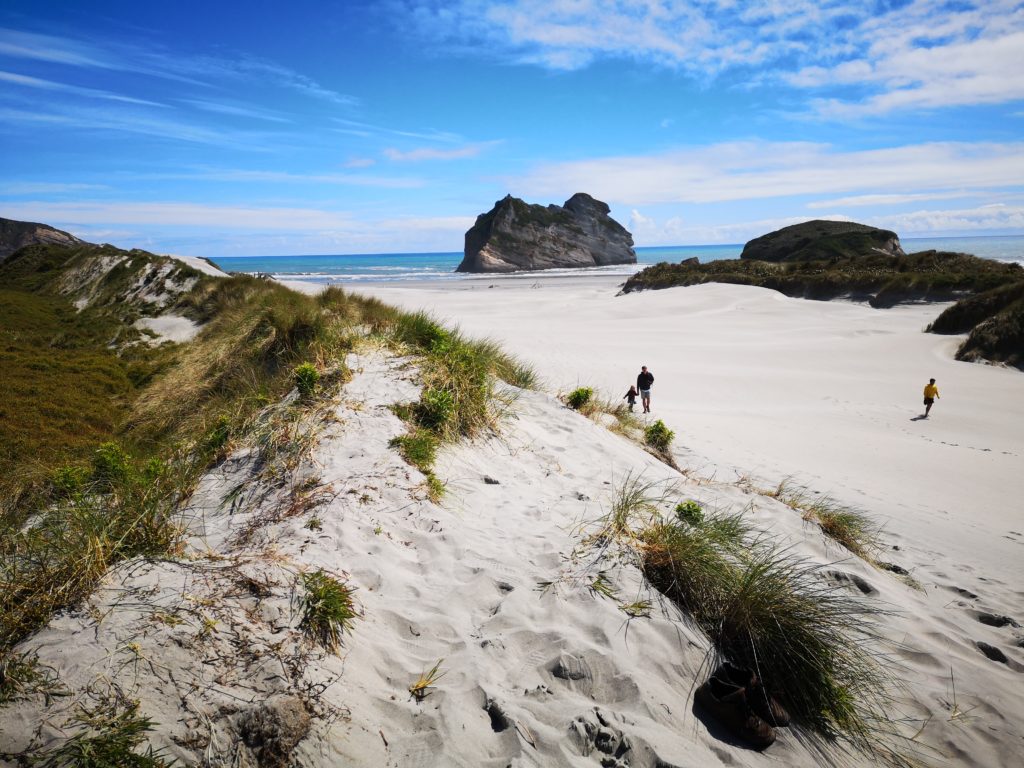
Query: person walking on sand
[[923, 378, 940, 417], [637, 365, 654, 413], [624, 385, 638, 412]]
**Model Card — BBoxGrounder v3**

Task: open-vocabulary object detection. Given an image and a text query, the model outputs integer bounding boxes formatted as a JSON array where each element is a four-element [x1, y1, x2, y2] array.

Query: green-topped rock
[[740, 219, 904, 262]]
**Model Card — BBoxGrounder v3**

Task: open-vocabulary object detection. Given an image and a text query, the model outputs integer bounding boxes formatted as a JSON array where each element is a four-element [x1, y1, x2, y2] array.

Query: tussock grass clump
[[566, 386, 594, 410], [299, 569, 356, 652], [638, 513, 898, 759], [769, 479, 881, 561]]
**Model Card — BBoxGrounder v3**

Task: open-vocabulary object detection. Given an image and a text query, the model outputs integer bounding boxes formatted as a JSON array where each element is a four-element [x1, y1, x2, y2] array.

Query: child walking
[[624, 385, 638, 411]]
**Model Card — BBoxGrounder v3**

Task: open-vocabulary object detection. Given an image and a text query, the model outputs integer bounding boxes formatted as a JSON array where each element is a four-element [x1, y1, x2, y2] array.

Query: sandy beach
[[319, 275, 1024, 580]]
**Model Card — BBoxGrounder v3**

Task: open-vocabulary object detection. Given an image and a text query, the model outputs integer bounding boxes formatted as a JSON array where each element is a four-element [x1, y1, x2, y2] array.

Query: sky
[[1, 0, 1023, 256]]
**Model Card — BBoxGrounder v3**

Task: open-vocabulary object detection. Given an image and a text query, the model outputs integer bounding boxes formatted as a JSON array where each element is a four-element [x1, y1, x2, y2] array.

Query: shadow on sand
[[910, 414, 928, 421]]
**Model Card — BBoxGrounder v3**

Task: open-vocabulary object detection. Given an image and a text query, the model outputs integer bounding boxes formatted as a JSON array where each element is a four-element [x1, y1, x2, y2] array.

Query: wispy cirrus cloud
[[383, 141, 499, 161], [398, 1, 1024, 115], [0, 70, 166, 106], [182, 99, 292, 123], [509, 141, 1024, 205], [0, 182, 109, 195], [333, 118, 462, 143], [0, 201, 359, 231], [0, 26, 358, 106]]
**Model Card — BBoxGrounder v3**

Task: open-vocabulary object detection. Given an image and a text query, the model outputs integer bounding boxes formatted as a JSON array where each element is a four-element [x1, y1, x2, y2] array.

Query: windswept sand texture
[[3, 280, 1023, 767]]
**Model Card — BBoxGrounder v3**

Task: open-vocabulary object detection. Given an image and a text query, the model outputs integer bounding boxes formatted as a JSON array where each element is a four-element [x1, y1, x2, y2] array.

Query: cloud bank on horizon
[[1, 0, 1022, 256]]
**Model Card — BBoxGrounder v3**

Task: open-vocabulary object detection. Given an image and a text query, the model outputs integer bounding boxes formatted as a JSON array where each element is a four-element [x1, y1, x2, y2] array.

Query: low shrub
[[566, 386, 594, 410], [90, 442, 133, 490], [674, 500, 703, 526], [417, 387, 455, 431], [644, 420, 675, 452], [293, 362, 320, 399]]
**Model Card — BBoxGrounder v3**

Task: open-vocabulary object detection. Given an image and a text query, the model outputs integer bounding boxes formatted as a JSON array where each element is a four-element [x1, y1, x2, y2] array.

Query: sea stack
[[741, 219, 904, 262], [456, 193, 636, 273]]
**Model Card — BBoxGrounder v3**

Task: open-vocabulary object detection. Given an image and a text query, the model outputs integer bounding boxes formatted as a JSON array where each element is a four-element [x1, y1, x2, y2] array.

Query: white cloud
[[807, 191, 974, 209], [0, 201, 358, 231], [0, 182, 108, 195], [400, 1, 1024, 114], [509, 141, 1024, 205], [383, 141, 498, 161], [0, 70, 165, 106]]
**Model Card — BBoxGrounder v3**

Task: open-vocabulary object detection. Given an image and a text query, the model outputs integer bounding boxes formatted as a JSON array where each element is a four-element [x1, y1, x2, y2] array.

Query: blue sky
[[1, 0, 1023, 256]]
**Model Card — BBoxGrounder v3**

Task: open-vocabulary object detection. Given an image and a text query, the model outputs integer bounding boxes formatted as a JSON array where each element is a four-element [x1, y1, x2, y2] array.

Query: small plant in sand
[[33, 696, 171, 768], [0, 650, 67, 705], [299, 569, 356, 652], [566, 386, 594, 410], [293, 362, 320, 400], [409, 659, 446, 702], [674, 499, 704, 526], [643, 419, 675, 453]]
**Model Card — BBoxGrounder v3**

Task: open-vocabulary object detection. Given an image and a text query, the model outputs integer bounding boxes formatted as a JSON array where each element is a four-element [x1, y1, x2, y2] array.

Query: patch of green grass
[[770, 479, 881, 561], [566, 386, 594, 410], [299, 570, 356, 652], [389, 429, 439, 473]]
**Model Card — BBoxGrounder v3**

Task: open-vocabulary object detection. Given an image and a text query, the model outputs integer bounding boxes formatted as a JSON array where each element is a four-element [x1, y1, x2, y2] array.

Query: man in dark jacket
[[637, 365, 654, 413]]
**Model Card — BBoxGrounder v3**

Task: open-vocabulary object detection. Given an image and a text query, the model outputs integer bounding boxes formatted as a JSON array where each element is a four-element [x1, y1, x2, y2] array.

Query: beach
[[308, 275, 1024, 579]]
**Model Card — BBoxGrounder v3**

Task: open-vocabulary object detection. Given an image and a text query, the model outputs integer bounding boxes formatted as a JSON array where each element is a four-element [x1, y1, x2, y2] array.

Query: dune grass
[[1, 270, 535, 653], [32, 696, 171, 767], [299, 569, 357, 652], [385, 311, 535, 498], [768, 479, 882, 561], [565, 386, 594, 410], [590, 478, 906, 764]]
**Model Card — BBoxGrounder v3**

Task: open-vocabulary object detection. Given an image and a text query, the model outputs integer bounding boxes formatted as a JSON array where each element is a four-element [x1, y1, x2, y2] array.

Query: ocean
[[208, 236, 1024, 285]]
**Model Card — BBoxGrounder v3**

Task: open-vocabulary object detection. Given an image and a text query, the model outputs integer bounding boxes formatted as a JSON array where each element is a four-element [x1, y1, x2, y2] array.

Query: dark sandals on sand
[[694, 663, 791, 749]]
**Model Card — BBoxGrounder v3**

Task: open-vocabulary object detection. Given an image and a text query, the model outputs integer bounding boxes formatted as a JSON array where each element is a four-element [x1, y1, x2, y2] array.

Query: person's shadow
[[910, 414, 928, 422]]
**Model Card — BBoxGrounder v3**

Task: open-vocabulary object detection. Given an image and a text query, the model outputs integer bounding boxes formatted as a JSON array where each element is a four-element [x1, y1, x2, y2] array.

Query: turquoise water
[[209, 236, 1024, 285]]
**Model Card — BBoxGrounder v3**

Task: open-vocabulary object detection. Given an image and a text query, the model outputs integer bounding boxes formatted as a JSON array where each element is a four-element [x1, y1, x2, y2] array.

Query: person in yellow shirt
[[923, 378, 940, 417]]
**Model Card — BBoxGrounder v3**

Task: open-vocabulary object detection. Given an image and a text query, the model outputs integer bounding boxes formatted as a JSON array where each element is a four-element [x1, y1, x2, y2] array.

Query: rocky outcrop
[[456, 193, 635, 273], [740, 220, 904, 262], [0, 217, 86, 262]]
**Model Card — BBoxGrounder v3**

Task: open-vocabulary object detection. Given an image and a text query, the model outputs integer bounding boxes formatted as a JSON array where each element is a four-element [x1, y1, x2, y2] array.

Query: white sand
[[4, 279, 1023, 767], [334, 276, 1024, 578]]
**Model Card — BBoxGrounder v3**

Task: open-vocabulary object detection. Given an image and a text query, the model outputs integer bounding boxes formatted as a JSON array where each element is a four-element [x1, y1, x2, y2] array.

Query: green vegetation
[[293, 362, 320, 399], [0, 650, 66, 706], [674, 499, 704, 526], [643, 419, 675, 453], [1, 239, 533, 653], [589, 475, 902, 762], [387, 311, 534, 499], [299, 569, 357, 652], [565, 386, 594, 410], [768, 479, 881, 561], [623, 250, 1022, 308], [32, 697, 171, 767]]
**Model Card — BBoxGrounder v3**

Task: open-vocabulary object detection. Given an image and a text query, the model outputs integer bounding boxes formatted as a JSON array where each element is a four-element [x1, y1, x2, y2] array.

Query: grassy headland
[[622, 250, 1024, 369], [0, 240, 534, 652]]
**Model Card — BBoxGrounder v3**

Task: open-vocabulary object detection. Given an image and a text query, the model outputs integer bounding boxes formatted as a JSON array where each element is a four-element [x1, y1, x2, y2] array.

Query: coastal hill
[[2, 224, 1022, 767], [740, 219, 904, 261], [456, 192, 636, 272], [622, 220, 1024, 369], [0, 217, 85, 262]]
